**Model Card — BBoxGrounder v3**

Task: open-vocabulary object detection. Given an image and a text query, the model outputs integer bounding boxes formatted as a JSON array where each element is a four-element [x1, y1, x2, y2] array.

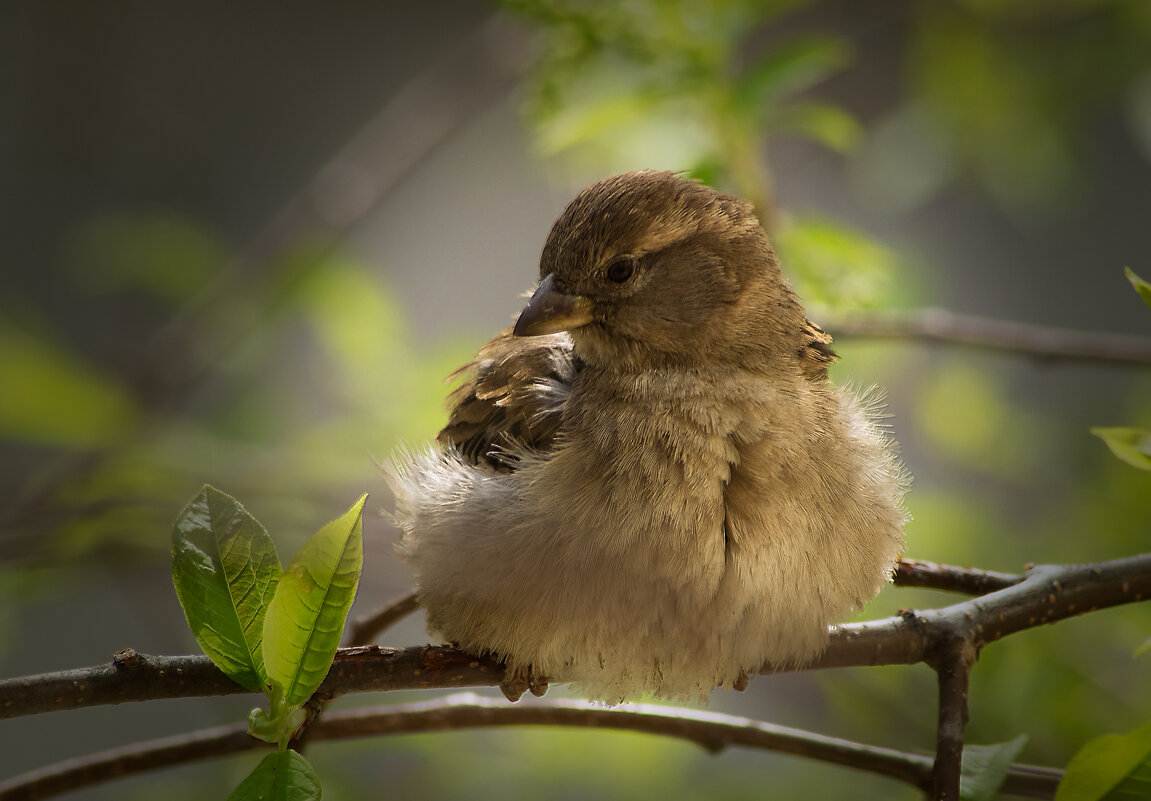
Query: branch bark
[[930, 639, 977, 801], [894, 558, 1020, 595], [0, 693, 1064, 801], [1, 555, 1146, 801], [4, 556, 1148, 721]]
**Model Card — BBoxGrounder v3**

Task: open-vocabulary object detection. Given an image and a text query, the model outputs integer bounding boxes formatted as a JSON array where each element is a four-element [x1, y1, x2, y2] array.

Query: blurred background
[[2, 1, 1150, 798]]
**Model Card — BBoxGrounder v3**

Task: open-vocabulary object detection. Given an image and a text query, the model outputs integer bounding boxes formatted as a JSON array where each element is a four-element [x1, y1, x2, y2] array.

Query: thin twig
[[348, 591, 420, 646], [894, 559, 1020, 595], [929, 639, 977, 801], [0, 693, 1064, 801], [820, 307, 1151, 367]]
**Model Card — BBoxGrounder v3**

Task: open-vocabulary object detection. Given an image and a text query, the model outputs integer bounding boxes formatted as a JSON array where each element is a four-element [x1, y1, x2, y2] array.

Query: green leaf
[[1125, 267, 1151, 309], [1136, 637, 1151, 658], [961, 735, 1028, 801], [172, 485, 282, 691], [1056, 719, 1151, 800], [263, 494, 366, 706], [227, 751, 321, 801], [1091, 428, 1151, 471]]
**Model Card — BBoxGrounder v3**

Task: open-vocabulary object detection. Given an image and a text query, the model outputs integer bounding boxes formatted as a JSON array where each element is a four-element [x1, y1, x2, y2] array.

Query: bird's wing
[[799, 319, 837, 380], [437, 328, 578, 471]]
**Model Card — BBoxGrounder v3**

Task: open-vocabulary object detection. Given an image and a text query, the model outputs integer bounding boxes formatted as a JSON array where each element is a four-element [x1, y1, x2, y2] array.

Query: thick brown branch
[[0, 649, 249, 720], [795, 554, 1151, 675], [4, 556, 1148, 721], [0, 693, 1063, 801], [822, 308, 1151, 367]]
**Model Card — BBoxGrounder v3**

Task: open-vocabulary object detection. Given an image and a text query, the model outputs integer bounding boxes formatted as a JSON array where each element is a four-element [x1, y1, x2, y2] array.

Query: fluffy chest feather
[[507, 366, 827, 590]]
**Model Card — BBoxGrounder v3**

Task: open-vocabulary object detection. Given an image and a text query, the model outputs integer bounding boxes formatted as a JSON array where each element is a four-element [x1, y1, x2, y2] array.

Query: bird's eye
[[605, 256, 636, 284]]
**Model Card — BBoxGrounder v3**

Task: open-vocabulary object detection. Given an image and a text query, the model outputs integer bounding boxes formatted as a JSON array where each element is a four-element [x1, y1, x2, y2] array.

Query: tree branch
[[0, 693, 1064, 801], [930, 639, 977, 801], [4, 555, 1142, 799], [347, 590, 420, 646], [820, 308, 1151, 367], [894, 559, 1020, 595], [0, 723, 258, 801], [4, 556, 1148, 721]]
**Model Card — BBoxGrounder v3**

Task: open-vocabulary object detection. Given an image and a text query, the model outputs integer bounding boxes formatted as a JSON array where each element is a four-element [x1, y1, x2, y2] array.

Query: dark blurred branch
[[0, 722, 259, 801], [0, 14, 527, 560], [348, 590, 421, 646], [145, 13, 528, 397], [822, 307, 1151, 367], [0, 693, 1064, 801]]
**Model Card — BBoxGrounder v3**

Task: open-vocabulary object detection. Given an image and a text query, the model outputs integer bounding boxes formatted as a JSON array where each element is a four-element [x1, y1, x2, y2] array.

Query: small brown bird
[[388, 170, 907, 703]]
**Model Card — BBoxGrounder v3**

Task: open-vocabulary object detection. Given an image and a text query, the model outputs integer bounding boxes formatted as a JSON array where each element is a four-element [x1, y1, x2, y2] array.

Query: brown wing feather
[[799, 319, 837, 380], [437, 328, 578, 471]]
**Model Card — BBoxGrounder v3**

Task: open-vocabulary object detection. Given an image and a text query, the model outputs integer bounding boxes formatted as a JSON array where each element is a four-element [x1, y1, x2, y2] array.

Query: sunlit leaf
[[1091, 428, 1151, 471], [263, 494, 366, 706], [1125, 267, 1151, 309], [299, 260, 406, 371], [961, 735, 1028, 801], [1056, 719, 1151, 800], [227, 751, 321, 801], [171, 485, 282, 691]]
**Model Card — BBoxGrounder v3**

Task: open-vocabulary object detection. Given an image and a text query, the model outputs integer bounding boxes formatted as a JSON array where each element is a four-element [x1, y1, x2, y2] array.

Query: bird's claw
[[501, 664, 548, 701]]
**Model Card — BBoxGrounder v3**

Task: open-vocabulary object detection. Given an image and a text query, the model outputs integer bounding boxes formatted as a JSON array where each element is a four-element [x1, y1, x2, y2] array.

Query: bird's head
[[514, 170, 806, 372]]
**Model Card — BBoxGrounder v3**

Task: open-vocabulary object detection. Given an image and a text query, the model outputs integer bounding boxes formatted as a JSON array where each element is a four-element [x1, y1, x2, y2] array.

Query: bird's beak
[[513, 274, 595, 337]]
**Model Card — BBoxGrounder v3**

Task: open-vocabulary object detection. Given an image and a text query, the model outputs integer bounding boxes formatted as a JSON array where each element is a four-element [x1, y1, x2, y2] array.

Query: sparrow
[[388, 170, 907, 703]]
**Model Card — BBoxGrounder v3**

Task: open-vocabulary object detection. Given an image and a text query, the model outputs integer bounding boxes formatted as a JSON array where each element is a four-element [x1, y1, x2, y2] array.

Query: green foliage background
[[2, 1, 1150, 799]]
